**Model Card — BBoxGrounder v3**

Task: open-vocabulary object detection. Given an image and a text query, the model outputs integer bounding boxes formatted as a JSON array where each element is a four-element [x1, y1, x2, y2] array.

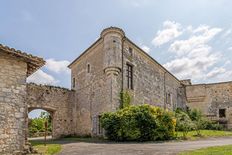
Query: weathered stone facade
[[27, 83, 74, 138], [1, 27, 232, 154], [0, 45, 45, 154], [68, 27, 187, 136], [185, 81, 232, 128]]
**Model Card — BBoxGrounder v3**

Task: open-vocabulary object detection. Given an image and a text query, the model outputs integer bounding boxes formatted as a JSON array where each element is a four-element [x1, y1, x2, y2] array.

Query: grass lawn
[[30, 140, 61, 155], [179, 145, 232, 155], [176, 130, 232, 140]]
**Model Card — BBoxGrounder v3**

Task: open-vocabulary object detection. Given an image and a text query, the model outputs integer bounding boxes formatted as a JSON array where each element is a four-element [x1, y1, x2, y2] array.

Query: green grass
[[179, 145, 232, 155], [176, 130, 232, 140], [30, 140, 61, 155]]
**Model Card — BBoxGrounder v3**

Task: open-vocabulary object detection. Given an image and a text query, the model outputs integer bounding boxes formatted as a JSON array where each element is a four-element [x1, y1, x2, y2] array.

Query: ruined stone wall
[[27, 83, 74, 138], [122, 40, 184, 110], [186, 82, 232, 128], [0, 52, 27, 154]]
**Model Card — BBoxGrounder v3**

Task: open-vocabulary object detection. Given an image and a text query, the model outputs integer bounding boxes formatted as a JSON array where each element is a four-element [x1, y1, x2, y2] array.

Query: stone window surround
[[126, 62, 133, 90]]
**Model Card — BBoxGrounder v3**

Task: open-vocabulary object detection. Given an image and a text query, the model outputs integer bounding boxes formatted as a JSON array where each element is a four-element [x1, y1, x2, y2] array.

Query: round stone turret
[[100, 27, 125, 38], [102, 27, 125, 76]]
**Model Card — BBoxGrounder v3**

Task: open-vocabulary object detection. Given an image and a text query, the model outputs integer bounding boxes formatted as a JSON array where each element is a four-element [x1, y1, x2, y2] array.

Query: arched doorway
[[27, 108, 55, 139]]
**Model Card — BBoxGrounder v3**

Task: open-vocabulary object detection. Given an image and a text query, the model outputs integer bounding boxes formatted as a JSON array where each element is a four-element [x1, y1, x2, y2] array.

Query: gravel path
[[57, 137, 232, 155]]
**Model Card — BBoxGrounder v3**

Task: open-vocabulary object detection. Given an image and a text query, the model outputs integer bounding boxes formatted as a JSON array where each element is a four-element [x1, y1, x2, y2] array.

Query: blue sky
[[1, 0, 232, 117]]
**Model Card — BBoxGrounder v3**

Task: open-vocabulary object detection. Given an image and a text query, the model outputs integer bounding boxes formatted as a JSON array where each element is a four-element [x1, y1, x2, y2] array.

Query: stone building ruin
[[1, 27, 232, 154]]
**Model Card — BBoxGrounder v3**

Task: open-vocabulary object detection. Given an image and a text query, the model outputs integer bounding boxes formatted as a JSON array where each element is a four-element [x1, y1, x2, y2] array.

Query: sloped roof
[[0, 44, 45, 76]]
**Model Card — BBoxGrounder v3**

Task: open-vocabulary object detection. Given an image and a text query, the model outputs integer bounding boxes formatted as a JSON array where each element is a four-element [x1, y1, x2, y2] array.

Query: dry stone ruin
[[1, 27, 232, 154]]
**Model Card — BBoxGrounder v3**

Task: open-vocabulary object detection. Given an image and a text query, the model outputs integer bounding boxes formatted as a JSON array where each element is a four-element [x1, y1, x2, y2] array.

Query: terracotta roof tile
[[0, 43, 45, 76]]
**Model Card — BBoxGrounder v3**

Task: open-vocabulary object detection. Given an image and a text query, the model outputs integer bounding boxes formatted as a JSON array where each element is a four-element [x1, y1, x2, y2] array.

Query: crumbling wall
[[186, 82, 232, 128]]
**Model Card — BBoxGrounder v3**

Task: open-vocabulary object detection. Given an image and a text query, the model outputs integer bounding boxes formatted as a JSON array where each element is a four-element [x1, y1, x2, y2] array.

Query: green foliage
[[175, 108, 225, 138], [119, 91, 131, 109], [29, 111, 52, 137], [175, 110, 194, 139], [100, 104, 176, 141]]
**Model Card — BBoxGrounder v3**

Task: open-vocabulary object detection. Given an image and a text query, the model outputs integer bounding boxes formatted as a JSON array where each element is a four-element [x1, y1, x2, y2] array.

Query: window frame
[[72, 77, 75, 88], [126, 63, 133, 90], [219, 109, 226, 118], [129, 47, 133, 56]]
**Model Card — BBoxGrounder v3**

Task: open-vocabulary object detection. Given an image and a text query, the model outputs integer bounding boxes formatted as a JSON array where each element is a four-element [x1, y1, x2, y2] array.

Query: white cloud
[[141, 45, 150, 53], [163, 24, 223, 81], [27, 69, 58, 85], [228, 47, 232, 51], [45, 59, 70, 74], [169, 25, 222, 56], [222, 29, 232, 38], [206, 67, 226, 79], [152, 20, 183, 46]]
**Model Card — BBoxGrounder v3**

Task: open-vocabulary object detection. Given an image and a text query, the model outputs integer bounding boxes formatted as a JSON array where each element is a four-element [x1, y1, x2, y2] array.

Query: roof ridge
[[0, 43, 44, 62]]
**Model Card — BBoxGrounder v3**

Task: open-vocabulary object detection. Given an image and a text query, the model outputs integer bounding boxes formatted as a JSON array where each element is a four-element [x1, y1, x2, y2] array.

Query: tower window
[[87, 64, 91, 73], [129, 47, 133, 56], [72, 77, 75, 88], [219, 109, 226, 118], [126, 64, 133, 89], [166, 93, 172, 105]]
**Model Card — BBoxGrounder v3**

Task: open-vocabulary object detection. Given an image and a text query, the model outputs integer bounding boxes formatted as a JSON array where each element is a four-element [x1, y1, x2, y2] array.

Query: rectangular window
[[126, 64, 133, 89], [87, 64, 90, 73], [129, 47, 133, 56], [219, 109, 226, 118], [166, 93, 171, 105], [72, 77, 75, 88]]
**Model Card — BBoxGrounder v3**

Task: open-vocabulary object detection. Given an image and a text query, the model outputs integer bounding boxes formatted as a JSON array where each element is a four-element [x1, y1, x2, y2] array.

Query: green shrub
[[119, 91, 131, 109], [175, 110, 194, 138], [204, 120, 224, 130], [100, 104, 176, 141]]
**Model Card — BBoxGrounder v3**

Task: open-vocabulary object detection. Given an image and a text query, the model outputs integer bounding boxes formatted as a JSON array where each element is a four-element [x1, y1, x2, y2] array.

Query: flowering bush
[[100, 104, 176, 141]]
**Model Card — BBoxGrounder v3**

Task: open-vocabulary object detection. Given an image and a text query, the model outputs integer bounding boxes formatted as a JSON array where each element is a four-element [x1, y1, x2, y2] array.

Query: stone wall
[[0, 52, 28, 154], [70, 39, 110, 136], [186, 82, 232, 128], [122, 40, 185, 110], [69, 28, 124, 136], [27, 83, 74, 138]]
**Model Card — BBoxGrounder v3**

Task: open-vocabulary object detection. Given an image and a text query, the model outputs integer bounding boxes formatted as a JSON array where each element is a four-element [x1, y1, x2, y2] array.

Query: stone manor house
[[1, 27, 232, 154]]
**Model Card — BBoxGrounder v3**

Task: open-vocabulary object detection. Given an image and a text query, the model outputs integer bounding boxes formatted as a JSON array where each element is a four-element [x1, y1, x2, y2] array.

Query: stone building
[[68, 27, 186, 135], [0, 27, 232, 154]]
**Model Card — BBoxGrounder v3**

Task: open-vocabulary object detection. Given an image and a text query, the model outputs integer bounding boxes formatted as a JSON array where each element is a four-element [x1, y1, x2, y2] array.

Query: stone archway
[[27, 107, 55, 139], [26, 83, 75, 138]]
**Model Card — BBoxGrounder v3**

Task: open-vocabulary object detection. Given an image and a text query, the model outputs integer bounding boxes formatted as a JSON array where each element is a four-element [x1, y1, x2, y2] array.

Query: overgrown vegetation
[[101, 92, 226, 141], [29, 111, 52, 137], [175, 108, 224, 139], [119, 90, 131, 109], [101, 104, 176, 141]]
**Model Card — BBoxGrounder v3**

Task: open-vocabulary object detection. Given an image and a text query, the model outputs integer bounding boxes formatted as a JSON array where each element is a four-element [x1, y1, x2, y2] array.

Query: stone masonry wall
[[27, 83, 74, 138], [70, 39, 112, 136], [186, 82, 232, 128], [123, 40, 184, 110], [0, 52, 27, 154]]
